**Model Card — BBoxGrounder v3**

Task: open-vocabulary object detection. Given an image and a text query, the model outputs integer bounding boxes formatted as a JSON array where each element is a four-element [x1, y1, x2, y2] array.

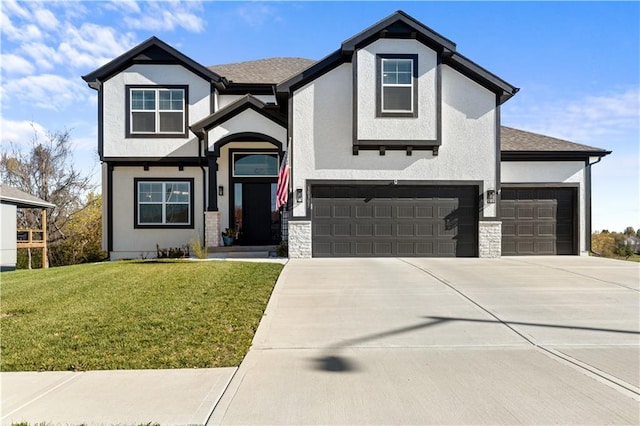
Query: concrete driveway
[[210, 256, 639, 425]]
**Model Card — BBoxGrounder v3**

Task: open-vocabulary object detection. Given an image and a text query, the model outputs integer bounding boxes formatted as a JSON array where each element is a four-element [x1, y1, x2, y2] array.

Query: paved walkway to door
[[209, 256, 639, 425]]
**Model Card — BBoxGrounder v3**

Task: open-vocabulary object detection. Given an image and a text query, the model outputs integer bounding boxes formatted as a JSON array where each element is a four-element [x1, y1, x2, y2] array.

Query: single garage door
[[311, 185, 478, 257], [501, 187, 577, 255]]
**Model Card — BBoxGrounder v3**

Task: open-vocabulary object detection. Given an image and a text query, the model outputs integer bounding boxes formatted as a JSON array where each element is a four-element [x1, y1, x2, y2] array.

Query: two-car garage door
[[311, 185, 478, 257]]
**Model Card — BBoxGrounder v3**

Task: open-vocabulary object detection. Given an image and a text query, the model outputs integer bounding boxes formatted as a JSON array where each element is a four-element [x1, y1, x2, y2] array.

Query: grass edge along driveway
[[1, 260, 283, 372]]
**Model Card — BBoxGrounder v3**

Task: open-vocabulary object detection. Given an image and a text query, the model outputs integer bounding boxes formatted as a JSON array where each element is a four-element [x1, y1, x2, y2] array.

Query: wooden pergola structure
[[1, 184, 55, 270], [16, 209, 50, 268]]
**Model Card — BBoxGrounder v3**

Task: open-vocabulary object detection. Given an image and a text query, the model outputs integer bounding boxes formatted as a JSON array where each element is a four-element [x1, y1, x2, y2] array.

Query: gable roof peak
[[341, 10, 457, 54], [82, 36, 223, 88]]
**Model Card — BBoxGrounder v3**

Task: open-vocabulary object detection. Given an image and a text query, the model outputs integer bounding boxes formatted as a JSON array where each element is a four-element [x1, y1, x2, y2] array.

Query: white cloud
[[3, 74, 88, 111], [234, 3, 280, 28], [105, 0, 141, 14], [21, 42, 58, 71], [1, 53, 35, 75], [33, 8, 59, 31], [123, 1, 206, 33], [1, 0, 30, 20], [504, 87, 640, 146], [0, 118, 46, 146], [59, 23, 138, 69]]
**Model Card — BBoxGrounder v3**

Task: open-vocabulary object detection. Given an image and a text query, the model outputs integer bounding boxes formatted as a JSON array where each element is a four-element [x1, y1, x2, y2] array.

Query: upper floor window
[[377, 55, 418, 118], [126, 86, 188, 138]]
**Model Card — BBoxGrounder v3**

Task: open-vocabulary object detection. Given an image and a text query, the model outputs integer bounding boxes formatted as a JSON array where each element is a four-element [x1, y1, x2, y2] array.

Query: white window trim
[[129, 88, 185, 135], [380, 58, 414, 114], [137, 181, 191, 226]]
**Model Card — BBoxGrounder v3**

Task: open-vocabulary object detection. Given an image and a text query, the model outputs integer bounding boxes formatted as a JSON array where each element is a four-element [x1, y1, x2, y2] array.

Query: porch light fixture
[[486, 189, 496, 204], [218, 186, 224, 196], [296, 188, 303, 203]]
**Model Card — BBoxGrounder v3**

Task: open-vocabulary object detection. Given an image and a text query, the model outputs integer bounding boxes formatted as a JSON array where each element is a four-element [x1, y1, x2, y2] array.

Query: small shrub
[[190, 236, 208, 259], [156, 244, 189, 259], [276, 240, 288, 257]]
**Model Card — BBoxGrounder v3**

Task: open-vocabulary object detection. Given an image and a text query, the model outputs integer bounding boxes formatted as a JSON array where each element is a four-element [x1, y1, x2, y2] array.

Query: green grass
[[1, 260, 283, 372]]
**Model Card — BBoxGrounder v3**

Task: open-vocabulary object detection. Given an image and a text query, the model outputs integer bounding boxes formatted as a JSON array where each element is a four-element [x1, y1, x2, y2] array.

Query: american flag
[[275, 150, 289, 210]]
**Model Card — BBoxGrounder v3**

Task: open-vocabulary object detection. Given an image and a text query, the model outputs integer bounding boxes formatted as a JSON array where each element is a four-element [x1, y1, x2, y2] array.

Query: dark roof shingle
[[501, 126, 609, 154], [208, 57, 316, 84]]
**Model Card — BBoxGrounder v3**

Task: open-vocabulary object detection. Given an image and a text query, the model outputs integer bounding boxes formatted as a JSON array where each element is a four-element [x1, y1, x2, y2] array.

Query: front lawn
[[0, 260, 283, 371]]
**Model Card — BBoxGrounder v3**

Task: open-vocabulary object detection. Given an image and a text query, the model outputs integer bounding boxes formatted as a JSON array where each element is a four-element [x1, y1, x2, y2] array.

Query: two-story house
[[82, 11, 609, 260]]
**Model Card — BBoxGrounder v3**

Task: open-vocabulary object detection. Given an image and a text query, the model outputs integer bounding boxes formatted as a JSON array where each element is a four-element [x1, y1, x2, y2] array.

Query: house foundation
[[205, 211, 221, 248], [479, 221, 502, 258], [288, 220, 312, 258]]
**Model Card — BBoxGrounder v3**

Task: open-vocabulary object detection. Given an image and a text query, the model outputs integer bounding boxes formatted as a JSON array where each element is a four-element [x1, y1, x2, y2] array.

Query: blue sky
[[1, 1, 638, 232]]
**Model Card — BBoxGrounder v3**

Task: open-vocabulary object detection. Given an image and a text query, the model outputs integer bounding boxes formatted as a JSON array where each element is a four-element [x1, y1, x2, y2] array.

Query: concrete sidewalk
[[209, 257, 639, 425], [2, 368, 235, 425]]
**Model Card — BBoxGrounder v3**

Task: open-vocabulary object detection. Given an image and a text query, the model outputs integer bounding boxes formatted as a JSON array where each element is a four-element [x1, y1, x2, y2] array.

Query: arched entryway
[[209, 133, 284, 245]]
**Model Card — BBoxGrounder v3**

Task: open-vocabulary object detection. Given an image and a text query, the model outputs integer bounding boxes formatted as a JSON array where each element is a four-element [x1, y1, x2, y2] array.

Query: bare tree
[[1, 126, 95, 266]]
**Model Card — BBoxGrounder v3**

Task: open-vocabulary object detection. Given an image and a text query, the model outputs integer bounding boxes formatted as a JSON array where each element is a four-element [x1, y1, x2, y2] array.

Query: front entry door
[[241, 183, 272, 245]]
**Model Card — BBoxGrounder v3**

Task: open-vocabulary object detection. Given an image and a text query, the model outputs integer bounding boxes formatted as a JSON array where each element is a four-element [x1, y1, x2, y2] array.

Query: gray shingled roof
[[209, 57, 316, 84], [501, 126, 608, 153], [0, 184, 55, 208]]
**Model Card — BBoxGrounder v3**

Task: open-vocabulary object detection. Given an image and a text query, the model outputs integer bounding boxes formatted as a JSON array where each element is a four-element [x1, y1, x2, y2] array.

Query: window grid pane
[[381, 58, 413, 112], [130, 88, 185, 134], [138, 181, 190, 225]]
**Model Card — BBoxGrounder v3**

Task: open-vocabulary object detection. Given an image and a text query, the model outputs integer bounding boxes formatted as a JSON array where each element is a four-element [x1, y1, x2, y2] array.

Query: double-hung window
[[127, 86, 188, 137], [377, 55, 418, 117], [135, 179, 193, 228]]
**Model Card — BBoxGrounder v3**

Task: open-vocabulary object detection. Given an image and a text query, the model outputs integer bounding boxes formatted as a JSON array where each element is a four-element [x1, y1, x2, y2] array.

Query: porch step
[[207, 245, 278, 259]]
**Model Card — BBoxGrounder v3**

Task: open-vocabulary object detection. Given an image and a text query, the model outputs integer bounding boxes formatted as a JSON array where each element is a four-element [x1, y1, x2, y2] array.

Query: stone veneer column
[[288, 220, 312, 258], [204, 211, 221, 248], [478, 221, 501, 258]]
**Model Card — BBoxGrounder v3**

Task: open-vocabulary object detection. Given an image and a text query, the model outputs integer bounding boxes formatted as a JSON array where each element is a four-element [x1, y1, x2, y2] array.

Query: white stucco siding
[[103, 64, 211, 158], [110, 166, 204, 260], [501, 161, 588, 253], [357, 39, 437, 141], [0, 203, 17, 269], [441, 65, 498, 217], [218, 94, 276, 109], [207, 109, 286, 149], [291, 62, 498, 218]]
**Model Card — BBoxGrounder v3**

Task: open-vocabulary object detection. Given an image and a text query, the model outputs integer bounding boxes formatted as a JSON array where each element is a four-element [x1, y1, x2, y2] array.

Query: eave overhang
[[501, 150, 612, 161], [81, 36, 225, 89]]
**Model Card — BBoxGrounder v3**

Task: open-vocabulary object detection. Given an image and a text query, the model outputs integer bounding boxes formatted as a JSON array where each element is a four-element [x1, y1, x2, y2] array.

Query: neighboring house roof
[[82, 36, 223, 88], [278, 10, 519, 104], [501, 126, 611, 160], [208, 58, 317, 85], [0, 184, 55, 209]]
